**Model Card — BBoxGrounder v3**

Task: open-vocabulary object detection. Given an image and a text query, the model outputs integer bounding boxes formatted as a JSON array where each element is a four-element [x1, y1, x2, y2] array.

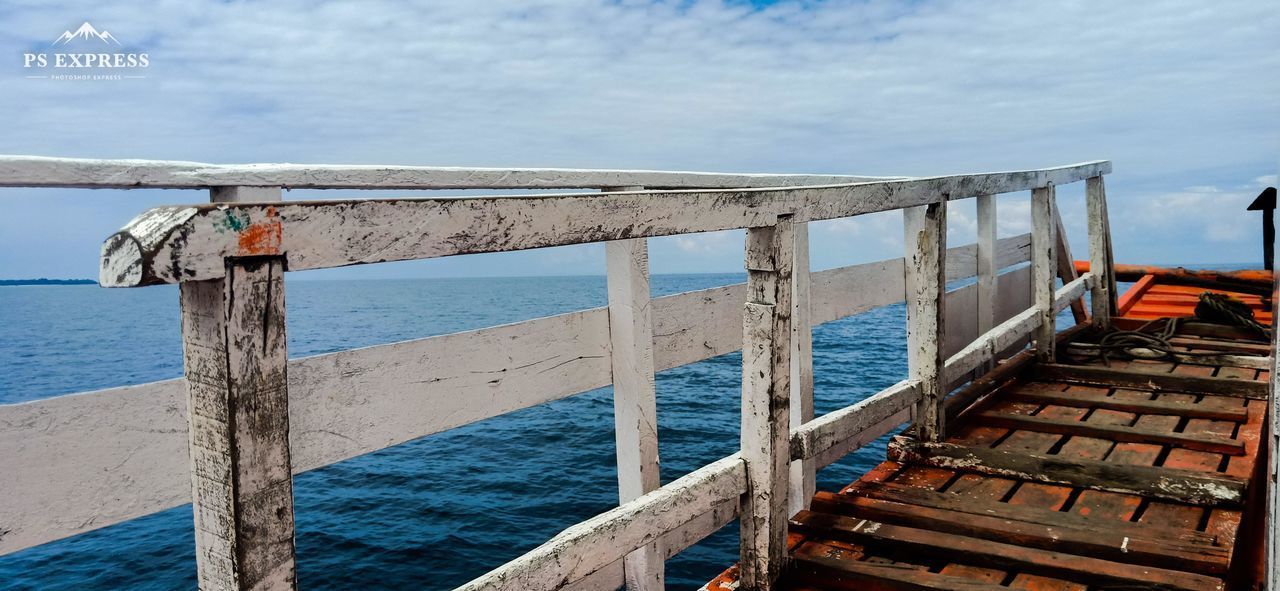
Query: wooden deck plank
[[791, 541, 1008, 591], [1037, 363, 1267, 399], [973, 410, 1245, 455], [1008, 383, 1249, 421], [888, 437, 1248, 505], [844, 482, 1218, 546], [807, 491, 1229, 574], [790, 510, 1223, 591]]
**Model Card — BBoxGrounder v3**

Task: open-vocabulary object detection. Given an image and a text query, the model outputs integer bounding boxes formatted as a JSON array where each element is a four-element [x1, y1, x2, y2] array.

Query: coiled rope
[[1080, 292, 1270, 366]]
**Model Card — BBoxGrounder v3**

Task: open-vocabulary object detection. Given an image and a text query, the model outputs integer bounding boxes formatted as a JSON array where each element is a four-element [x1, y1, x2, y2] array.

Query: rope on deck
[[1078, 292, 1270, 366]]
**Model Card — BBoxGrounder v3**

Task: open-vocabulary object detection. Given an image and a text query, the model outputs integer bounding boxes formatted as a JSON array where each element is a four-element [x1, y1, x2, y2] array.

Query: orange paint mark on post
[[237, 207, 282, 256]]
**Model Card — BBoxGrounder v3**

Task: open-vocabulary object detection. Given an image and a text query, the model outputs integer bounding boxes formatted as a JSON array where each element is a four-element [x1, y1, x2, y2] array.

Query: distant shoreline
[[0, 279, 97, 286]]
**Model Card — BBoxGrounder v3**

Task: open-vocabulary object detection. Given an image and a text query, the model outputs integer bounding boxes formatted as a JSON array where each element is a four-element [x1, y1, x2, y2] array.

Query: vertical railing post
[[740, 217, 794, 591], [788, 222, 815, 516], [903, 201, 947, 442], [181, 255, 296, 591], [183, 185, 295, 590], [976, 195, 998, 368], [604, 187, 664, 591], [1032, 185, 1058, 361], [1086, 176, 1114, 330], [211, 186, 283, 203]]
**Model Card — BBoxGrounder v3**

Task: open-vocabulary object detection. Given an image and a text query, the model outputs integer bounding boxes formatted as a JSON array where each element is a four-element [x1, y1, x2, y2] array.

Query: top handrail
[[96, 160, 1110, 287], [0, 155, 901, 190]]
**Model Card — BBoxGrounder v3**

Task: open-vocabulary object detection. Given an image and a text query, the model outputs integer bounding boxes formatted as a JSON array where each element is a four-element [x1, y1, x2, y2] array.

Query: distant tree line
[[0, 278, 97, 286]]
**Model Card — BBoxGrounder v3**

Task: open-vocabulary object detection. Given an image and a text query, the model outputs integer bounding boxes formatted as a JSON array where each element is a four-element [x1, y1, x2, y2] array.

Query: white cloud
[[0, 0, 1276, 277]]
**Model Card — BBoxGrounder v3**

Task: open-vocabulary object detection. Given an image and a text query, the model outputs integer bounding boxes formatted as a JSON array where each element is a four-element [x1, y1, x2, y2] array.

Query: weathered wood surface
[[942, 263, 1033, 364], [457, 454, 745, 591], [973, 411, 1245, 455], [211, 186, 283, 203], [1053, 273, 1092, 313], [792, 544, 1010, 591], [0, 239, 1032, 555], [943, 308, 1038, 385], [1037, 363, 1268, 399], [790, 380, 919, 462], [569, 499, 741, 591], [0, 155, 899, 189], [903, 202, 947, 441], [739, 221, 793, 590], [1086, 176, 1113, 329], [790, 510, 1222, 591], [1031, 185, 1057, 361], [975, 194, 998, 341], [97, 163, 1108, 287], [181, 258, 296, 590], [837, 483, 1221, 547], [1053, 202, 1088, 323], [1065, 342, 1270, 370], [1007, 384, 1250, 421], [788, 223, 816, 516], [605, 228, 663, 591], [888, 437, 1247, 506]]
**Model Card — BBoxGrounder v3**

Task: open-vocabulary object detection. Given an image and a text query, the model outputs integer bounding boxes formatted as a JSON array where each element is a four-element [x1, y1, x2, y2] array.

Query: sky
[[0, 0, 1276, 280]]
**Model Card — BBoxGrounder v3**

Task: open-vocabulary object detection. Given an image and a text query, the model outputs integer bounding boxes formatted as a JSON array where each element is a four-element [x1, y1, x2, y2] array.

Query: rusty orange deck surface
[[1116, 274, 1273, 325], [704, 274, 1271, 591]]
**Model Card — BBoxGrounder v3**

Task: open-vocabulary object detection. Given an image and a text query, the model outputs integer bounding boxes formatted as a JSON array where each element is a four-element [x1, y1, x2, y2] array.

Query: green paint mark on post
[[214, 210, 250, 233]]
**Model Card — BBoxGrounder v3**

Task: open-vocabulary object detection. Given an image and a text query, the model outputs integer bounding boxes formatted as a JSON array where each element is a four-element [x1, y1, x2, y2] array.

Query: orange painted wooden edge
[[1116, 275, 1156, 317]]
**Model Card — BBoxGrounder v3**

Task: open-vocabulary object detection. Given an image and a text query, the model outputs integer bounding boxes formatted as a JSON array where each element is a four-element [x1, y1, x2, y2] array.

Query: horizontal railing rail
[[0, 156, 1116, 591], [0, 234, 1031, 555], [96, 161, 1109, 287], [0, 155, 899, 190]]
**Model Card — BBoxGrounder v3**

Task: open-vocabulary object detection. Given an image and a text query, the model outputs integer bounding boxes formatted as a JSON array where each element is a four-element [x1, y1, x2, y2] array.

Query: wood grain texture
[[181, 258, 296, 591], [605, 226, 663, 591], [211, 186, 283, 203], [1053, 202, 1088, 323], [790, 381, 919, 462], [97, 164, 1108, 287], [739, 221, 794, 591], [1031, 186, 1058, 361], [0, 239, 1033, 555], [456, 455, 745, 591], [889, 437, 1246, 506], [976, 194, 998, 338], [788, 223, 816, 516], [903, 202, 947, 441], [1086, 176, 1113, 329], [0, 155, 899, 189]]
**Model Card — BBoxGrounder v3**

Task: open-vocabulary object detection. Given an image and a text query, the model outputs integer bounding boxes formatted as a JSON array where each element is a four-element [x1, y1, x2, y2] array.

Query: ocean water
[[0, 275, 913, 590]]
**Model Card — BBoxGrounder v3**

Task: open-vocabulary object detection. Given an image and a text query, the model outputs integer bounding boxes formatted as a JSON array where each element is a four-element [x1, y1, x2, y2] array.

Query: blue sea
[[0, 275, 914, 590]]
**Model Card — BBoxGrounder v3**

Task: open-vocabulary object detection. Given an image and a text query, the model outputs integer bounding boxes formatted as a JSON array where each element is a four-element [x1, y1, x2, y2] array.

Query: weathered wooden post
[[211, 186, 283, 203], [788, 223, 815, 516], [179, 186, 296, 591], [975, 194, 998, 367], [181, 258, 296, 591], [740, 217, 794, 591], [903, 202, 947, 442], [1032, 185, 1058, 361], [1086, 176, 1114, 330], [604, 188, 664, 591]]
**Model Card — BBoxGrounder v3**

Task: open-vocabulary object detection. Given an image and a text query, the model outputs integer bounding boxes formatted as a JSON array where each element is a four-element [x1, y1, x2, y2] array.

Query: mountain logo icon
[[52, 22, 121, 46]]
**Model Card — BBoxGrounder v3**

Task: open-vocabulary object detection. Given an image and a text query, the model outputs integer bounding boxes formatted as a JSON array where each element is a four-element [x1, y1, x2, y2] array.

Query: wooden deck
[[705, 274, 1272, 591]]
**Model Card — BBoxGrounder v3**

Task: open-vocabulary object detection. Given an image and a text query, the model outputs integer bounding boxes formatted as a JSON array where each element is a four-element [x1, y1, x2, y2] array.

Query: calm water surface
[[0, 275, 914, 589]]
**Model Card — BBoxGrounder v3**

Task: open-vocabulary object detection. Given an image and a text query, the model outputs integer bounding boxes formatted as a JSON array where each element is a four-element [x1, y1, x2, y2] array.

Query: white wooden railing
[[0, 156, 1115, 591]]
